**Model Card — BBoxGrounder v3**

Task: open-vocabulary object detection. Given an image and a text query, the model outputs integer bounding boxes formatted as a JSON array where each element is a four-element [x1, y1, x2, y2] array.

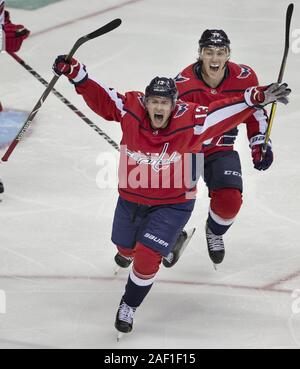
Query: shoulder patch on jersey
[[174, 73, 190, 83], [174, 103, 189, 118], [237, 65, 252, 79]]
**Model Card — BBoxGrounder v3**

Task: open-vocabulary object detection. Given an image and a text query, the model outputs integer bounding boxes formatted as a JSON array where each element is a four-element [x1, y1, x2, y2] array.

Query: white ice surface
[[0, 0, 300, 349]]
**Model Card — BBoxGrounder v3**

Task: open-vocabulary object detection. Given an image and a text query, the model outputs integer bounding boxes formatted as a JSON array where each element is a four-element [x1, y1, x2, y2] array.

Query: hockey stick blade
[[66, 18, 122, 62], [278, 3, 293, 83], [262, 3, 294, 155], [1, 18, 122, 162], [87, 19, 122, 40]]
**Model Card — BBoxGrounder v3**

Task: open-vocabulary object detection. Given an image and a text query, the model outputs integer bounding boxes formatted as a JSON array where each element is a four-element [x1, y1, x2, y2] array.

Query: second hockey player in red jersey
[[0, 1, 30, 54], [0, 0, 30, 200], [169, 29, 277, 267], [52, 54, 290, 336]]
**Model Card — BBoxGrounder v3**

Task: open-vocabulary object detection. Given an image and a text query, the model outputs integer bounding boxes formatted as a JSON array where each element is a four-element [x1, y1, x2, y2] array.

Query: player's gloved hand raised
[[3, 10, 30, 53], [52, 55, 88, 85], [249, 134, 273, 171], [245, 83, 291, 108]]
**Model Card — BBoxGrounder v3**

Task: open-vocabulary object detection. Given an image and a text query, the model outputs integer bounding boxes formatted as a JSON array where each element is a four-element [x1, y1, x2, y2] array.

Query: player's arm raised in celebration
[[53, 56, 125, 123], [193, 83, 291, 145]]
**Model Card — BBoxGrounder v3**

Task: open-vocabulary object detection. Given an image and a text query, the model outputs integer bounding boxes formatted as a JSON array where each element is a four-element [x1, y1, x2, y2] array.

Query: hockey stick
[[262, 3, 294, 155], [1, 18, 122, 162], [8, 52, 120, 152]]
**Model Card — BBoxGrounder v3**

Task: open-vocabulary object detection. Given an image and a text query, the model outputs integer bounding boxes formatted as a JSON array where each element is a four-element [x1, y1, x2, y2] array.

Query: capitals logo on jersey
[[174, 103, 189, 118], [174, 73, 190, 83], [237, 65, 251, 79], [126, 143, 181, 173]]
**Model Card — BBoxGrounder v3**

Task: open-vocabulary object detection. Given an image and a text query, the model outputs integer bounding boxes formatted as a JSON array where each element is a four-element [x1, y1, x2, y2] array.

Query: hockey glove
[[3, 11, 30, 53], [52, 55, 88, 85], [250, 134, 273, 171], [244, 83, 291, 108]]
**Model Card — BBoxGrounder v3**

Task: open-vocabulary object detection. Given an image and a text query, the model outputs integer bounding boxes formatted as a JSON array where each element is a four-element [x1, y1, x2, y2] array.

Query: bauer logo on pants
[[144, 233, 169, 248]]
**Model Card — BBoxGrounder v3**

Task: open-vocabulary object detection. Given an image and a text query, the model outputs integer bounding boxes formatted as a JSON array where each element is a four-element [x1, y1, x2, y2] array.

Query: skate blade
[[178, 227, 196, 258], [113, 266, 120, 276], [117, 332, 124, 342], [213, 263, 218, 271]]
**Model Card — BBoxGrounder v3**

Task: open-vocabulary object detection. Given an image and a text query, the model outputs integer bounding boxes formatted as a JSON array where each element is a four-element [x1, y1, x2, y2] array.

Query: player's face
[[200, 46, 230, 81], [145, 96, 173, 129]]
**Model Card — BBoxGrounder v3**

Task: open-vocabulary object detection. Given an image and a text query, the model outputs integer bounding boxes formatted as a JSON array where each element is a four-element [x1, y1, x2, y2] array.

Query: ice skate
[[163, 228, 196, 268], [113, 252, 133, 275], [205, 222, 225, 269], [115, 299, 136, 340]]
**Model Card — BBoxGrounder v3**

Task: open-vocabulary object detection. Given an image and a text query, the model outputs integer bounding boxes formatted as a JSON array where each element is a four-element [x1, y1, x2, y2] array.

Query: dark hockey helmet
[[199, 29, 230, 51], [145, 77, 178, 103]]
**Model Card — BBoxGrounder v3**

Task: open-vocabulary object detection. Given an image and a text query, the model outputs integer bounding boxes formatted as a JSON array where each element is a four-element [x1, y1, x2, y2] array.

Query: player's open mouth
[[154, 114, 164, 122], [210, 64, 220, 72]]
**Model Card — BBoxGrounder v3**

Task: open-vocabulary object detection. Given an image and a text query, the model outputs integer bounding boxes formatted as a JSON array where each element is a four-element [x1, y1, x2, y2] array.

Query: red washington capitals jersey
[[175, 61, 268, 156], [75, 77, 255, 206]]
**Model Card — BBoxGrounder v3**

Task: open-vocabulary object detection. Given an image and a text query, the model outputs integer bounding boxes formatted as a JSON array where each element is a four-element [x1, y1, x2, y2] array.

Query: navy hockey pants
[[111, 196, 195, 257]]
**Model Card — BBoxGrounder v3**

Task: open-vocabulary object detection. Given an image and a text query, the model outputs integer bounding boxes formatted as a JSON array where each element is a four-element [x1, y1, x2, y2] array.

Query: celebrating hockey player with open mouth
[[52, 54, 290, 338], [169, 29, 278, 268]]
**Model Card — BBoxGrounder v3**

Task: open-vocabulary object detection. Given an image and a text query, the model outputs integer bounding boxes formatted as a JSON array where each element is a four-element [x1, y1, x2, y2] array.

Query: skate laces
[[206, 229, 224, 251], [118, 301, 136, 324]]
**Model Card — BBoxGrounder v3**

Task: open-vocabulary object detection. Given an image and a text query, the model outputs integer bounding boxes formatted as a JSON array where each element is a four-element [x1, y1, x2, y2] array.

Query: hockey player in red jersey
[[168, 29, 277, 267], [52, 54, 290, 336], [0, 0, 30, 199], [0, 0, 30, 109]]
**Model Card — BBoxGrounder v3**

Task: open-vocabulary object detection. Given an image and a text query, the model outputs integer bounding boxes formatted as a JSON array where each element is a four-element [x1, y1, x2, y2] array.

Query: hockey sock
[[117, 245, 135, 258], [122, 242, 161, 307], [208, 188, 242, 235]]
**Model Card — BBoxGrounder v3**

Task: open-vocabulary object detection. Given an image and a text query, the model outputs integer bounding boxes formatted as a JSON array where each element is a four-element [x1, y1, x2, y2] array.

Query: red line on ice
[[0, 274, 293, 294], [31, 0, 143, 37], [262, 269, 300, 290]]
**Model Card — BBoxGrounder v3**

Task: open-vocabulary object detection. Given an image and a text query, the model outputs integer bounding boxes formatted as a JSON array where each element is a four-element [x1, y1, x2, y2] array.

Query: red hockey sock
[[133, 242, 162, 279], [122, 243, 162, 308]]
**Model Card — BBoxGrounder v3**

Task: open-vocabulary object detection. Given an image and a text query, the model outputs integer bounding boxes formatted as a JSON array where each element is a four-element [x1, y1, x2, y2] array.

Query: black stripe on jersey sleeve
[[178, 89, 206, 99], [222, 89, 246, 93], [159, 125, 196, 137], [123, 108, 145, 126]]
